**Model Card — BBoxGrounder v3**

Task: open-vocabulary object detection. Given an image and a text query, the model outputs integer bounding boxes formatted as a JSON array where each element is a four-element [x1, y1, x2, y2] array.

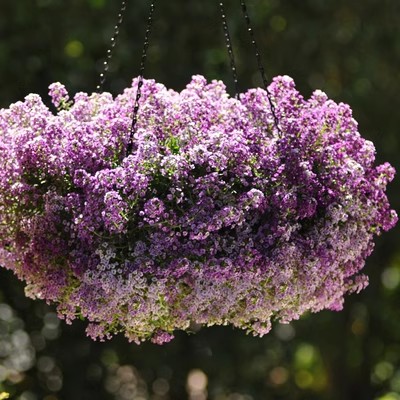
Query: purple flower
[[0, 75, 396, 344], [48, 82, 70, 109]]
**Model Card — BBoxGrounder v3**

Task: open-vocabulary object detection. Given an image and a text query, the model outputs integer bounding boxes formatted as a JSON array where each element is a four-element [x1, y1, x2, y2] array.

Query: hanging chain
[[126, 1, 156, 156], [240, 0, 281, 134], [97, 0, 279, 157], [97, 0, 128, 92], [219, 2, 240, 98]]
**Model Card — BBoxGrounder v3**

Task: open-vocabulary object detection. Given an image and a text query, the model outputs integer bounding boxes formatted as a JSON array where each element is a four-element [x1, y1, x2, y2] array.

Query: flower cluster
[[0, 75, 396, 344]]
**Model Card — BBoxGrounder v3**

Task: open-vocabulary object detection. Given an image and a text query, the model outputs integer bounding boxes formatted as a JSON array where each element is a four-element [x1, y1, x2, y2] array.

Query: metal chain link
[[219, 2, 240, 98], [97, 0, 279, 157], [240, 0, 281, 134], [96, 0, 127, 92], [126, 1, 156, 155]]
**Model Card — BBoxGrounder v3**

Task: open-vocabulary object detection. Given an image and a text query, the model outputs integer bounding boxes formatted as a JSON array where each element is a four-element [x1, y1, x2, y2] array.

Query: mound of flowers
[[0, 75, 396, 344]]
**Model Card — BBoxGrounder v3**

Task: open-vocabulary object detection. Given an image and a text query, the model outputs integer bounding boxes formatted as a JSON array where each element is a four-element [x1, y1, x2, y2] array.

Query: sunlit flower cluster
[[0, 75, 396, 344]]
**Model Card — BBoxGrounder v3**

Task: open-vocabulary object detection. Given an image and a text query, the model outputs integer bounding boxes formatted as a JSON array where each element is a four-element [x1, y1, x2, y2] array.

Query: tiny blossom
[[48, 82, 70, 109], [0, 75, 397, 344]]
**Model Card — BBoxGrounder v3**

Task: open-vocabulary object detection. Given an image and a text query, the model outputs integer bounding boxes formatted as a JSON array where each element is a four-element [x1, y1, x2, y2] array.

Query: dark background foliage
[[0, 0, 399, 399]]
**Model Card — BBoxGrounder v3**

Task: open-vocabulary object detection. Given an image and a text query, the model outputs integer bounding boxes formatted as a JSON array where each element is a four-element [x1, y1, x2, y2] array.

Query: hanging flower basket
[[0, 75, 396, 344]]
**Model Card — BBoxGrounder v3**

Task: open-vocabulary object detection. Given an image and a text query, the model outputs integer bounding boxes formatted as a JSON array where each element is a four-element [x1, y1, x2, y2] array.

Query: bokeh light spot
[[19, 392, 37, 400], [187, 369, 208, 392], [152, 377, 169, 396], [64, 40, 84, 58], [295, 369, 314, 389], [269, 366, 289, 385], [351, 318, 367, 336], [275, 323, 295, 341], [187, 369, 208, 399], [88, 0, 106, 8], [376, 393, 400, 400], [381, 267, 400, 290], [373, 361, 394, 382], [270, 15, 287, 32], [295, 343, 317, 368]]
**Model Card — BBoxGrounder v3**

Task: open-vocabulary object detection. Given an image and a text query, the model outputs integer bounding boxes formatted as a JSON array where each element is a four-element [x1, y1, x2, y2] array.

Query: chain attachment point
[[240, 0, 281, 135], [126, 1, 156, 156]]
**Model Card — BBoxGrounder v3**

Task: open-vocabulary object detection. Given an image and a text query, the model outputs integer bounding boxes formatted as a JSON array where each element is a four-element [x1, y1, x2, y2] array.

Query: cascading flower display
[[0, 75, 397, 344]]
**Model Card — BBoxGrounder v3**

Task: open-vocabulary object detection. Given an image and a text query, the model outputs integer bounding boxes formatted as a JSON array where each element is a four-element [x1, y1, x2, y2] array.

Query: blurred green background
[[0, 0, 399, 399]]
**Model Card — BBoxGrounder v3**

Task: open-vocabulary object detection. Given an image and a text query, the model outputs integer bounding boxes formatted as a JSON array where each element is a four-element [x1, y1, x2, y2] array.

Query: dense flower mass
[[0, 75, 397, 344]]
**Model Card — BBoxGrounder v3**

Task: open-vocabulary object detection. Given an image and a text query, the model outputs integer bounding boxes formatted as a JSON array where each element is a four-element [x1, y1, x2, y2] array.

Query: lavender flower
[[48, 82, 70, 110], [0, 75, 396, 344]]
